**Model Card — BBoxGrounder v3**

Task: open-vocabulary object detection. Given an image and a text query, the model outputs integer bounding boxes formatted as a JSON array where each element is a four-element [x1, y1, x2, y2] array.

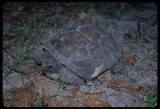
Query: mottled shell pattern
[[44, 24, 121, 80]]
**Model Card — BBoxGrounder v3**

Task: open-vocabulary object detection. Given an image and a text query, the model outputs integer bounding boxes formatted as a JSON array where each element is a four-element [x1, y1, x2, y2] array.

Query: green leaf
[[35, 88, 39, 106], [3, 44, 15, 58], [146, 96, 157, 107], [33, 62, 37, 73], [137, 21, 142, 38], [39, 88, 45, 107], [6, 52, 9, 66], [141, 97, 144, 104], [10, 68, 29, 74], [57, 81, 64, 92], [35, 88, 44, 107], [5, 55, 32, 77], [147, 93, 152, 101], [146, 93, 157, 107]]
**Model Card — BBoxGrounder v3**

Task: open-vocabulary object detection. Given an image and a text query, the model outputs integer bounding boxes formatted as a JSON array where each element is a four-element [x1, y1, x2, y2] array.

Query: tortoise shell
[[45, 24, 121, 80]]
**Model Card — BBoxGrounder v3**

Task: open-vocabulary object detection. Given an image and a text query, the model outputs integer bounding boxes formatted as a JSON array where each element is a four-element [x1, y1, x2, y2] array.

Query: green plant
[[19, 20, 33, 47], [57, 81, 64, 92], [146, 92, 157, 107], [3, 44, 33, 76], [137, 21, 147, 41], [129, 77, 136, 84], [141, 92, 157, 107], [18, 20, 36, 55], [4, 55, 32, 77], [141, 96, 144, 105], [3, 44, 15, 58], [33, 61, 37, 74], [3, 18, 49, 78], [35, 88, 45, 107], [137, 21, 142, 38]]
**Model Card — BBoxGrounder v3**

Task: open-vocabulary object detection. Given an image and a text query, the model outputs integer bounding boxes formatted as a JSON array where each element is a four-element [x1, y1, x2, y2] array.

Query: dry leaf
[[92, 100, 104, 107], [78, 12, 89, 24], [83, 92, 102, 100], [106, 79, 125, 88], [36, 81, 45, 89], [83, 99, 94, 107], [43, 96, 51, 106], [68, 100, 75, 107], [125, 85, 138, 92], [55, 97, 62, 107], [10, 43, 18, 57], [84, 99, 111, 107], [36, 66, 42, 73], [82, 92, 102, 107], [100, 75, 108, 81], [92, 100, 111, 107], [92, 77, 101, 82], [98, 100, 111, 107], [22, 81, 36, 105], [69, 87, 76, 99], [40, 40, 46, 45], [126, 51, 133, 63], [9, 87, 28, 107], [137, 86, 144, 91], [78, 12, 88, 20]]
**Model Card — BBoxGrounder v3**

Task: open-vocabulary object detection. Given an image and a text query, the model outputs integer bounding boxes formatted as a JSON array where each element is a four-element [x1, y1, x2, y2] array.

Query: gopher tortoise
[[33, 24, 123, 86]]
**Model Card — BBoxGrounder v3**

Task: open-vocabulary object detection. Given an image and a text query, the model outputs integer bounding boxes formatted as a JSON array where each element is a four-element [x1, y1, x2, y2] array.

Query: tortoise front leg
[[59, 67, 86, 86], [33, 46, 52, 65]]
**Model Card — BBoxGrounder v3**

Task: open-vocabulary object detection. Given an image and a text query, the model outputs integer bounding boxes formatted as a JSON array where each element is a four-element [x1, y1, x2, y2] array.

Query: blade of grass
[[148, 95, 157, 107], [35, 87, 40, 107], [147, 93, 152, 101], [5, 56, 24, 77], [141, 97, 144, 105], [57, 81, 64, 92], [137, 21, 142, 38], [147, 95, 157, 107], [10, 55, 32, 67], [3, 44, 16, 59], [39, 88, 45, 107], [6, 52, 9, 66], [146, 92, 157, 107], [9, 67, 29, 74], [33, 61, 37, 73], [5, 55, 33, 77], [36, 88, 45, 107]]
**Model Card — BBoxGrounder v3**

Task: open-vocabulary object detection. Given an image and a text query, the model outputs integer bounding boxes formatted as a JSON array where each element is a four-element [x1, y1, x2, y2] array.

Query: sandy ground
[[3, 2, 157, 107]]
